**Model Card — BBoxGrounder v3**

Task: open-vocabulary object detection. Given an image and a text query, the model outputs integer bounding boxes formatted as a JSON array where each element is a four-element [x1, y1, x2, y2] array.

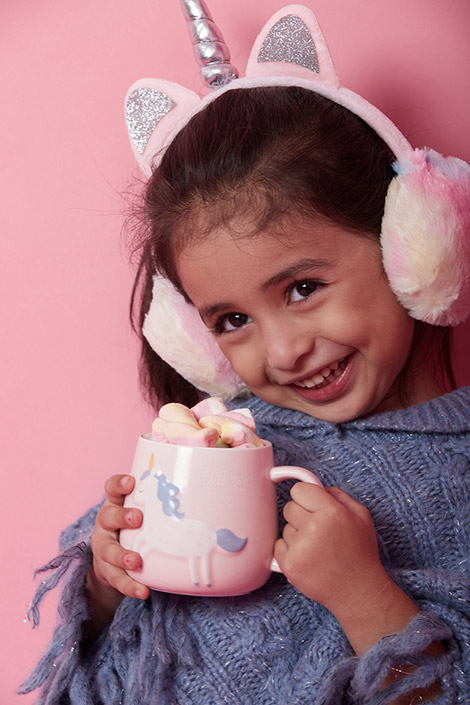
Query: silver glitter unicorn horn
[[181, 0, 239, 89]]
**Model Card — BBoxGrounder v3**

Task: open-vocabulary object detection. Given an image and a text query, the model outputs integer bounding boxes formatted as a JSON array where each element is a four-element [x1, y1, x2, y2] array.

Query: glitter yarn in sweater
[[20, 389, 470, 704]]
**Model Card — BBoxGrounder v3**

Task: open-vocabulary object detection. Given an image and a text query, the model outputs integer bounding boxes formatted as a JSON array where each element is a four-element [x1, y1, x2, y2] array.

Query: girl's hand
[[275, 483, 385, 613], [89, 474, 150, 601], [274, 483, 419, 654]]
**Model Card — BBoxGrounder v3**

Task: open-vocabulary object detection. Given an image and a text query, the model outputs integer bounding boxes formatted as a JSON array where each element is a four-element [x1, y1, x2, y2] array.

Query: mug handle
[[269, 466, 323, 573]]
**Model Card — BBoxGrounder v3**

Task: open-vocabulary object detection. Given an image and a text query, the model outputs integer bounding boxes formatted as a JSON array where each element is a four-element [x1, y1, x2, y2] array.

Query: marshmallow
[[159, 402, 200, 427], [191, 397, 227, 420], [220, 421, 264, 448], [152, 417, 219, 447], [151, 397, 264, 448], [199, 411, 262, 447]]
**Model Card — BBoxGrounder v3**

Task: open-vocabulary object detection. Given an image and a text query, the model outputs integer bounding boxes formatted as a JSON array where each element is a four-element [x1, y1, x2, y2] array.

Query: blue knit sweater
[[20, 389, 470, 704]]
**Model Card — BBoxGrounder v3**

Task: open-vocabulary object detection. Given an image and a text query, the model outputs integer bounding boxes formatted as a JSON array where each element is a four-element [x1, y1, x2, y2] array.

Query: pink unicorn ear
[[246, 4, 338, 87], [125, 78, 201, 176]]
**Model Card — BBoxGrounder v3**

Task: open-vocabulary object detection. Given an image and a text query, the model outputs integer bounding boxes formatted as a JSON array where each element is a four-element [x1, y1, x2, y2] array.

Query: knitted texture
[[20, 389, 470, 704]]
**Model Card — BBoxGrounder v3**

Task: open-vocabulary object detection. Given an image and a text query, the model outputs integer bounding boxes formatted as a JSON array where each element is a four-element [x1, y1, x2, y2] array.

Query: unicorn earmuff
[[125, 1, 470, 400]]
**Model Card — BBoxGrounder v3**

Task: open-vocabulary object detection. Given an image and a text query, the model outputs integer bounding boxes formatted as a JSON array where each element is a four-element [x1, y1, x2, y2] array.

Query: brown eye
[[218, 312, 251, 334], [224, 312, 250, 330], [289, 281, 319, 302]]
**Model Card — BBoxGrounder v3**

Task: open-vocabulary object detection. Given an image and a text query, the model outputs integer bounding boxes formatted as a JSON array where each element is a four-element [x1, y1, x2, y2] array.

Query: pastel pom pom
[[143, 277, 247, 398], [382, 148, 470, 326]]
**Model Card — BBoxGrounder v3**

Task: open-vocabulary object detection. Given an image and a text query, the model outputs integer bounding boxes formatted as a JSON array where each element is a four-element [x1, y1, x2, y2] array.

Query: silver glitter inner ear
[[126, 88, 176, 154], [258, 15, 319, 73]]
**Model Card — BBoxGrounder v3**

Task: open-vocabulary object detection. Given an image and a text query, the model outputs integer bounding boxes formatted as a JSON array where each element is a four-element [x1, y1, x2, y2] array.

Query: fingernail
[[120, 476, 131, 488], [135, 587, 147, 600]]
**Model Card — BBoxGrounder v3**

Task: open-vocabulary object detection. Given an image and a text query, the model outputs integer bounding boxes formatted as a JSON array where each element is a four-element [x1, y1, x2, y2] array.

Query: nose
[[261, 316, 315, 372]]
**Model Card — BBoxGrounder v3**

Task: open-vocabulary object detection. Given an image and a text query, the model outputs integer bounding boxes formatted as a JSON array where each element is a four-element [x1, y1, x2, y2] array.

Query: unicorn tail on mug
[[216, 528, 247, 553]]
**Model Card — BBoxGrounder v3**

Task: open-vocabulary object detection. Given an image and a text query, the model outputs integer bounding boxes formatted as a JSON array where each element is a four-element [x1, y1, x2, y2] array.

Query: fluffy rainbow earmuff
[[125, 2, 470, 399]]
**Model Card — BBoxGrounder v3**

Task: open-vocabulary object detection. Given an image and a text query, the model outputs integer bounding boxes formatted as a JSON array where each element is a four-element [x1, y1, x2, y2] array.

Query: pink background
[[1, 0, 469, 701]]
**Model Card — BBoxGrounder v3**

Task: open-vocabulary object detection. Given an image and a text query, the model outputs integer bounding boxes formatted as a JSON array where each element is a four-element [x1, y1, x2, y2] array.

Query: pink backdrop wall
[[2, 0, 469, 701]]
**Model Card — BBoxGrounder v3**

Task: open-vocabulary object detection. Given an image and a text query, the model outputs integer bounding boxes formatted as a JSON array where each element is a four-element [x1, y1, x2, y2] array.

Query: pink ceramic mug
[[120, 435, 322, 596]]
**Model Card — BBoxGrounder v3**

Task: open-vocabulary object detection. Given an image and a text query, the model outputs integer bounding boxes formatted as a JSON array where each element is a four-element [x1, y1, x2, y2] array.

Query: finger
[[283, 500, 312, 530], [98, 504, 143, 532], [290, 483, 371, 525], [104, 474, 135, 504], [95, 559, 149, 600], [325, 487, 372, 520], [273, 537, 288, 566], [92, 531, 143, 572], [289, 482, 327, 511], [281, 522, 298, 546], [286, 483, 361, 529]]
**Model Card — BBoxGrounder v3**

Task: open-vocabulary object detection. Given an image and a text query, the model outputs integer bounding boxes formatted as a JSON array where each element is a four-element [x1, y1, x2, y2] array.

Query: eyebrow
[[261, 257, 332, 290], [199, 301, 235, 324], [198, 258, 332, 323]]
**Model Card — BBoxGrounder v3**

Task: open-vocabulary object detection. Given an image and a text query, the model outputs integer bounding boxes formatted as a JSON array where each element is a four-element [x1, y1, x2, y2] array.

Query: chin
[[273, 391, 383, 423]]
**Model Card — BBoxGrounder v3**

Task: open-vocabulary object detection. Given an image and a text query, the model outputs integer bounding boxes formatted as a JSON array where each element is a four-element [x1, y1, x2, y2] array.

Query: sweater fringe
[[18, 542, 92, 701]]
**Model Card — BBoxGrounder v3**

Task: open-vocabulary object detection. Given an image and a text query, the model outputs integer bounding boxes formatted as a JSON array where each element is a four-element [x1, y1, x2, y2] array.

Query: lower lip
[[289, 354, 355, 404]]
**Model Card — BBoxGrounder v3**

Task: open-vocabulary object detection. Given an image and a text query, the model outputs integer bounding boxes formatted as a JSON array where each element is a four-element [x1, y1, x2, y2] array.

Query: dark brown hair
[[129, 86, 454, 410]]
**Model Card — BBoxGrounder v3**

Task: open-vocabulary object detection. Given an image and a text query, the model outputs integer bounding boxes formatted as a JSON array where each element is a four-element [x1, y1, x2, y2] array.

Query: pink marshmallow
[[151, 396, 263, 448], [152, 417, 219, 447], [158, 402, 200, 427], [191, 397, 228, 420], [199, 410, 258, 436], [220, 421, 264, 448], [228, 408, 257, 430]]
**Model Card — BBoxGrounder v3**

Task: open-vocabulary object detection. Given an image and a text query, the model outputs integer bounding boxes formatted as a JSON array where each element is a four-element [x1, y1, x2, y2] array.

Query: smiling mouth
[[292, 356, 350, 391]]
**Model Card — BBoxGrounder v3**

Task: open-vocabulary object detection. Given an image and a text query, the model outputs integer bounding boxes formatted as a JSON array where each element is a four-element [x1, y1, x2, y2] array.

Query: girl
[[21, 4, 470, 704]]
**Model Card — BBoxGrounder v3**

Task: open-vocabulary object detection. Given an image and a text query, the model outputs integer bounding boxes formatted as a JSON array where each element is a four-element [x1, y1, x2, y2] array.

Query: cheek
[[368, 306, 415, 368], [390, 316, 415, 362], [219, 338, 262, 382], [223, 346, 253, 375], [334, 290, 413, 356]]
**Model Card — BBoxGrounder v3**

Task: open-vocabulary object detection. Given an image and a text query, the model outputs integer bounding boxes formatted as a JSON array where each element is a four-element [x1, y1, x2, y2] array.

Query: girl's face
[[178, 216, 418, 422]]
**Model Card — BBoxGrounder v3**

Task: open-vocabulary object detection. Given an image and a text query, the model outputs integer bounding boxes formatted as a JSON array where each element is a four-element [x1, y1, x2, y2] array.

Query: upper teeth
[[294, 359, 344, 389]]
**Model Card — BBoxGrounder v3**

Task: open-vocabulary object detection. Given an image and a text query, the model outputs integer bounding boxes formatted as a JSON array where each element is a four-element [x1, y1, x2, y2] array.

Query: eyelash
[[211, 279, 324, 336], [212, 312, 250, 336], [287, 279, 324, 304]]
